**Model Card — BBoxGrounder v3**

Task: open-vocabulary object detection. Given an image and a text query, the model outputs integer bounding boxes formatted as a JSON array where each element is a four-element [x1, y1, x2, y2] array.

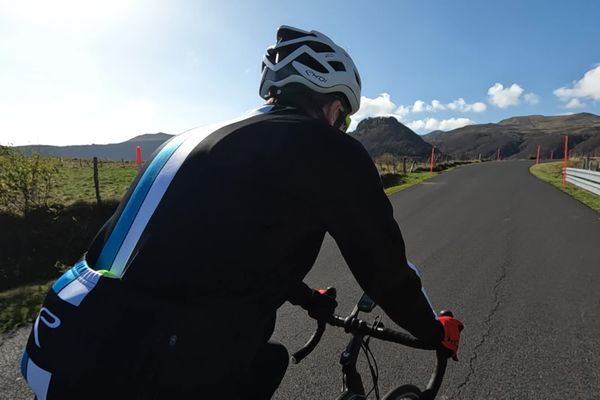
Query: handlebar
[[290, 319, 326, 364], [289, 286, 450, 399], [291, 314, 437, 364]]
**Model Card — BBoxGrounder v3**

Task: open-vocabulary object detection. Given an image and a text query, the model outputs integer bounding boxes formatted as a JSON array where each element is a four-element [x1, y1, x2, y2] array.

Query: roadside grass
[[51, 159, 138, 205], [530, 162, 600, 214], [384, 171, 438, 196], [0, 281, 53, 333]]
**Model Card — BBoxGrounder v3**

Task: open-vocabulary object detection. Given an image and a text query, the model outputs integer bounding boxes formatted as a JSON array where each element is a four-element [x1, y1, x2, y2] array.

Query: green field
[[50, 159, 139, 205], [530, 162, 600, 214]]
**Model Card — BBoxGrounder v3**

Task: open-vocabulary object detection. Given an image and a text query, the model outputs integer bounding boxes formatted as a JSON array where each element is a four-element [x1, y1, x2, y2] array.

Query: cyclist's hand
[[306, 287, 337, 321], [438, 311, 464, 361]]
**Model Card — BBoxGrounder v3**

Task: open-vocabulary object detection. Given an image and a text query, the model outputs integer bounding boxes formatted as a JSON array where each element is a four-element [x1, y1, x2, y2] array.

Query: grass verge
[[0, 281, 53, 333], [384, 171, 438, 196], [530, 162, 600, 214]]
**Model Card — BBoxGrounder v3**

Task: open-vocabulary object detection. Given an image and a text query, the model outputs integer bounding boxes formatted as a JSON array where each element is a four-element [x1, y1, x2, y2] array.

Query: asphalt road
[[2, 160, 600, 399], [271, 160, 600, 399]]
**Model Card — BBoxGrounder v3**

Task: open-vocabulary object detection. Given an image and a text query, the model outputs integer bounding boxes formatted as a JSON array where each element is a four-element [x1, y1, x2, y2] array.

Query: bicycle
[[290, 287, 452, 400]]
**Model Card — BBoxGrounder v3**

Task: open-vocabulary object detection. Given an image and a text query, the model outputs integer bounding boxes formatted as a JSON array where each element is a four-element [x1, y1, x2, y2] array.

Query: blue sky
[[1, 0, 599, 146]]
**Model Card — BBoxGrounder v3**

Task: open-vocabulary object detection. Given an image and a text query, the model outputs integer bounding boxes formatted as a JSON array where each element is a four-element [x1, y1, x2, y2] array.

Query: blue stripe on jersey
[[51, 260, 86, 293], [95, 135, 187, 270], [94, 106, 274, 274], [256, 105, 274, 114], [20, 351, 29, 378]]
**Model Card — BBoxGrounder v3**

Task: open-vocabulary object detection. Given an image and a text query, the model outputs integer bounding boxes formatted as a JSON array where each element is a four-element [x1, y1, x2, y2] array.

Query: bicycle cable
[[363, 315, 383, 399]]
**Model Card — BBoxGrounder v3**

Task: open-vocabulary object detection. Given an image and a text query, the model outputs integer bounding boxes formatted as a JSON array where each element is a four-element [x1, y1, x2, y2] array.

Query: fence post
[[586, 155, 591, 170], [403, 157, 407, 174], [93, 157, 102, 206], [562, 136, 569, 187], [430, 147, 435, 175], [535, 144, 541, 165]]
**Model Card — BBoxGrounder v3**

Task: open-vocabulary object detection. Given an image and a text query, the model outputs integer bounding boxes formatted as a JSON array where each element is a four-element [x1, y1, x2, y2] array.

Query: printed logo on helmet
[[305, 69, 328, 83]]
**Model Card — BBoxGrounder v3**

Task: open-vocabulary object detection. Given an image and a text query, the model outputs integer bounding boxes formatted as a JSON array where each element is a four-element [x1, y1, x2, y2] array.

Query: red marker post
[[430, 146, 436, 175], [136, 145, 142, 166], [562, 136, 569, 187], [535, 144, 541, 165], [496, 148, 501, 161]]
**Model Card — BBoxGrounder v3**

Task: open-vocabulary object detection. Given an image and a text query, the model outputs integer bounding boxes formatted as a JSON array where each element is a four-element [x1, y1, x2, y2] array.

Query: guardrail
[[565, 168, 600, 196]]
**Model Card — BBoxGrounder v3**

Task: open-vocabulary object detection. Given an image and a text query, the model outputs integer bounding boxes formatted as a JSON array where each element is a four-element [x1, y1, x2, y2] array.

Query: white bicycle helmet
[[259, 25, 362, 115]]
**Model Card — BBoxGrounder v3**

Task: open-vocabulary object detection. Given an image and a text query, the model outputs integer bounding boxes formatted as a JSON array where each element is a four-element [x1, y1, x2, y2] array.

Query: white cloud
[[487, 83, 524, 108], [565, 98, 585, 109], [407, 117, 475, 133], [356, 93, 397, 116], [349, 93, 405, 131], [554, 65, 600, 107], [446, 98, 487, 112], [350, 93, 486, 132], [524, 93, 540, 105], [395, 105, 411, 118], [411, 99, 447, 112], [431, 100, 446, 111], [412, 100, 426, 112]]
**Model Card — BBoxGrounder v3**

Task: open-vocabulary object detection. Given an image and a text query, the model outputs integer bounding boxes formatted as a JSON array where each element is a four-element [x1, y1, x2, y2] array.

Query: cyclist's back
[[86, 106, 370, 385]]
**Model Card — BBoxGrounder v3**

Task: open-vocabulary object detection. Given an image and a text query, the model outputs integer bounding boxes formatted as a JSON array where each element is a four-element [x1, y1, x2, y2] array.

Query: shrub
[[0, 146, 59, 215], [380, 173, 406, 188], [0, 201, 119, 291]]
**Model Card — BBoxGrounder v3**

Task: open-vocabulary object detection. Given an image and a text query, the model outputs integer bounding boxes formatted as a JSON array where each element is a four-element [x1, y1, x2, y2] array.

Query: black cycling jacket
[[85, 106, 442, 381]]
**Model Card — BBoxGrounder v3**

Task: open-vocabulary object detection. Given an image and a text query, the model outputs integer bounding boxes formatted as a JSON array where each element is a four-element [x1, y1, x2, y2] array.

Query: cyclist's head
[[259, 25, 361, 131]]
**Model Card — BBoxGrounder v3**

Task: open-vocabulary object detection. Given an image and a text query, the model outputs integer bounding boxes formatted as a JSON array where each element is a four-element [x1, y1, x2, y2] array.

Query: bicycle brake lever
[[290, 318, 327, 364]]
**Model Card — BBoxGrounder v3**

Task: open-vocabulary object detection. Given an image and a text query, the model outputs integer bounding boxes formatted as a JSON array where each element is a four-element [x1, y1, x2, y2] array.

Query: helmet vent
[[305, 41, 335, 53], [354, 70, 362, 87], [278, 27, 317, 42], [328, 61, 346, 72], [295, 53, 328, 73]]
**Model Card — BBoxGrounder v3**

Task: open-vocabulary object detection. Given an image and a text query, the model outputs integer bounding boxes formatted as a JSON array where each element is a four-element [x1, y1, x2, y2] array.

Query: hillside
[[13, 113, 600, 161], [16, 132, 174, 160], [351, 117, 433, 159], [423, 113, 600, 159]]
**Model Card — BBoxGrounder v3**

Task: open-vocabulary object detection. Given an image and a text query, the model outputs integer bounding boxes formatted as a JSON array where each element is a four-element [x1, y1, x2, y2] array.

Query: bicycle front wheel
[[381, 384, 422, 400]]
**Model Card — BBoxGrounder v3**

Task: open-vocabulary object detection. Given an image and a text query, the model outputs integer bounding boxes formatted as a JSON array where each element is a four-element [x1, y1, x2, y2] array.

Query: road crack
[[453, 261, 507, 398]]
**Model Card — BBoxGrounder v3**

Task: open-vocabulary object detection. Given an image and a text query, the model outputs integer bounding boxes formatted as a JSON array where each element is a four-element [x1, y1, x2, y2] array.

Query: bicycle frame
[[336, 328, 367, 399]]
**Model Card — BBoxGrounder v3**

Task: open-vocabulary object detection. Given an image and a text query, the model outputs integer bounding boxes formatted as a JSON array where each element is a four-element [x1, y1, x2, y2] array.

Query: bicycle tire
[[381, 384, 422, 400]]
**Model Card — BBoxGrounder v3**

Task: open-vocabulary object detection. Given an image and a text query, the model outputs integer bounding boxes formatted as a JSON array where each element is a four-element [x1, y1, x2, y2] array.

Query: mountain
[[423, 113, 600, 159], [16, 133, 174, 160], [351, 117, 433, 159]]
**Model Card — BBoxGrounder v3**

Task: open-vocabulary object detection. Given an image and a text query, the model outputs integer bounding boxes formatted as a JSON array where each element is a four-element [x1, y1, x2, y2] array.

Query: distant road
[[2, 161, 600, 399]]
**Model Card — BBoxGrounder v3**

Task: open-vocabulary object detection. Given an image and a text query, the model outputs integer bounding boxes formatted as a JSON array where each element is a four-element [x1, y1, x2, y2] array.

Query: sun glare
[[4, 0, 139, 28]]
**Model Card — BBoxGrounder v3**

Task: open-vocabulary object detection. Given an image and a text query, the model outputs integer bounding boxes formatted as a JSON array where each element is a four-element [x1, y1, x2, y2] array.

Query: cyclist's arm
[[322, 138, 443, 345]]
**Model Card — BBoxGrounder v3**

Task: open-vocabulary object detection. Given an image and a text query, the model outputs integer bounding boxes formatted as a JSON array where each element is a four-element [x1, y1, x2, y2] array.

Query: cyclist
[[21, 26, 462, 399]]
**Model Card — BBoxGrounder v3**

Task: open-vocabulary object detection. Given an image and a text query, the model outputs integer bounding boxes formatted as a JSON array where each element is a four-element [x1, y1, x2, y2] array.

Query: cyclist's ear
[[322, 99, 343, 126]]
